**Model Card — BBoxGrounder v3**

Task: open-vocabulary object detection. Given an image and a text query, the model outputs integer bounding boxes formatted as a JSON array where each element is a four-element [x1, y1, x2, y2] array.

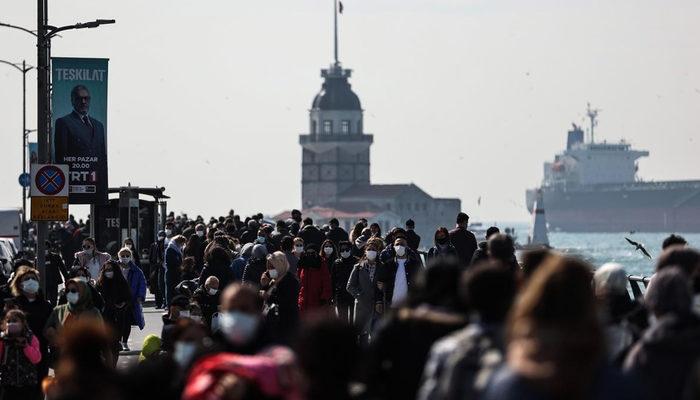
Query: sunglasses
[[82, 245, 92, 250], [66, 289, 79, 294]]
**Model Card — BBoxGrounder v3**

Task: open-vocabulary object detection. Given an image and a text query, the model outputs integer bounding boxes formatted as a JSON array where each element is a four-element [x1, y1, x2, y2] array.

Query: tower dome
[[311, 64, 362, 111]]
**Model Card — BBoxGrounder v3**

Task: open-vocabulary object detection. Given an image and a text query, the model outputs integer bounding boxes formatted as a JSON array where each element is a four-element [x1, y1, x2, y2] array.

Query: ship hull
[[526, 181, 700, 232]]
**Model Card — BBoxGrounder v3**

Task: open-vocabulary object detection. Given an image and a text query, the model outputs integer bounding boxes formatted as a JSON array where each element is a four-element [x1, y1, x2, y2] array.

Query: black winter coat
[[242, 258, 267, 288], [448, 227, 478, 266], [332, 256, 356, 305], [266, 274, 300, 344]]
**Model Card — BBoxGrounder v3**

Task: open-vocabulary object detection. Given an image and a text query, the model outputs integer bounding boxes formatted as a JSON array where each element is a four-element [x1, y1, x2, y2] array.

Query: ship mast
[[586, 102, 600, 143]]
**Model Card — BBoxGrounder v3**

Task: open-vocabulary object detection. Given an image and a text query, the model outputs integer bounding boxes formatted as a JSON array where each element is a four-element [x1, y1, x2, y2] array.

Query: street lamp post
[[1, 1, 114, 294], [0, 60, 34, 249]]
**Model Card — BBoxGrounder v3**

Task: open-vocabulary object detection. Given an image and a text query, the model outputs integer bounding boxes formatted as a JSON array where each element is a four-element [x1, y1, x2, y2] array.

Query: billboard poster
[[28, 142, 38, 165], [51, 57, 109, 204]]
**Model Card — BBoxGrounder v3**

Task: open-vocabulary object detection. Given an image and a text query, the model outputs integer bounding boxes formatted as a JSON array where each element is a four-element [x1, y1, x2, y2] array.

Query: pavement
[[116, 290, 165, 370]]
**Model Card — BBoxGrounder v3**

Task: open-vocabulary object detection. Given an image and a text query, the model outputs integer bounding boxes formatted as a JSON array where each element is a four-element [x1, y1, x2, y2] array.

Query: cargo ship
[[526, 105, 700, 233]]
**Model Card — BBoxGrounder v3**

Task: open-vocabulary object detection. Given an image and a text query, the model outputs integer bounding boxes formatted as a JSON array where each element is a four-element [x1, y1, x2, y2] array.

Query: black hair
[[460, 262, 516, 323], [456, 212, 469, 224], [329, 218, 339, 227], [405, 219, 415, 228], [281, 236, 293, 251], [488, 234, 515, 262], [486, 226, 500, 239], [662, 234, 688, 250], [206, 246, 232, 268]]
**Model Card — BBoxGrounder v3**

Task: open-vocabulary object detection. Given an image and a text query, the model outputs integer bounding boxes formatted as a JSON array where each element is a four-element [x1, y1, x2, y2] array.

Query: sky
[[1, 0, 699, 223]]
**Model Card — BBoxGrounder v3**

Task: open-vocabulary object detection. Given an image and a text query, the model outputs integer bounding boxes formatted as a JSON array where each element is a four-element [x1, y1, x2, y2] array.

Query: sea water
[[549, 232, 700, 277]]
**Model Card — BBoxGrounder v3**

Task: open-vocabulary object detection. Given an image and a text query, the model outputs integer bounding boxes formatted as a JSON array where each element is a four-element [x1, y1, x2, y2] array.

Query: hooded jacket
[[297, 252, 331, 312]]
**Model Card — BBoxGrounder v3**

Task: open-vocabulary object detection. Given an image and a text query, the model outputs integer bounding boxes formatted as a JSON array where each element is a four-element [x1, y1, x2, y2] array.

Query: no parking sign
[[30, 164, 69, 221]]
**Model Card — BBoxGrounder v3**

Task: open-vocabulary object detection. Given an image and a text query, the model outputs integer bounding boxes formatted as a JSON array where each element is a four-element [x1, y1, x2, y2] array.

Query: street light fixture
[[0, 2, 115, 296], [0, 60, 34, 248]]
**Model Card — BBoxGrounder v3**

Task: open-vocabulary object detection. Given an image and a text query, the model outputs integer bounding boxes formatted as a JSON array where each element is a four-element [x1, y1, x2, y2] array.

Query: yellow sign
[[31, 197, 69, 221]]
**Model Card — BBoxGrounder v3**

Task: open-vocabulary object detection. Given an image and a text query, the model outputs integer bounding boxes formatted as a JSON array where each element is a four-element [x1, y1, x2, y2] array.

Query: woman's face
[[66, 282, 79, 295], [371, 225, 379, 234], [20, 274, 38, 285], [82, 241, 93, 251]]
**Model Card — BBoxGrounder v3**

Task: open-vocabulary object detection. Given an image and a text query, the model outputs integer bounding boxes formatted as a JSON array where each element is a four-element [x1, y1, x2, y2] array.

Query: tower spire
[[333, 0, 339, 65]]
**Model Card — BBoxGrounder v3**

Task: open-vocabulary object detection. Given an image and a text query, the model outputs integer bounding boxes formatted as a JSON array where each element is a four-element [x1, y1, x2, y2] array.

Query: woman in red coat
[[297, 244, 331, 313]]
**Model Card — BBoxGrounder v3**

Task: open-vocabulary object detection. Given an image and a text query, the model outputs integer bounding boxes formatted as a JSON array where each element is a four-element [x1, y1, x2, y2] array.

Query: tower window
[[341, 120, 350, 134], [311, 120, 317, 134], [358, 120, 363, 134], [323, 120, 332, 134]]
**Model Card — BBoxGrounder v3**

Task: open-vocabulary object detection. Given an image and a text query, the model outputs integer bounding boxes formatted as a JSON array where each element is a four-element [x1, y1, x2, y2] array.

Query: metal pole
[[333, 0, 338, 64], [36, 0, 48, 296], [21, 60, 27, 250]]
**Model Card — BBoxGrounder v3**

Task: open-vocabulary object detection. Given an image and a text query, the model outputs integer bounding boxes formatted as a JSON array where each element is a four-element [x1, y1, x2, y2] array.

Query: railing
[[628, 275, 652, 300]]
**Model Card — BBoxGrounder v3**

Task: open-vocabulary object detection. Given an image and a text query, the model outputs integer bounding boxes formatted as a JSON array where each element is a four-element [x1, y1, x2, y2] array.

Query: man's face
[[72, 88, 90, 115]]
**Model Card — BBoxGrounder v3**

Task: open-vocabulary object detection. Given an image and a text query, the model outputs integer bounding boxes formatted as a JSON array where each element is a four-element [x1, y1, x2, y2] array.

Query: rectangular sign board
[[30, 164, 69, 221], [51, 57, 109, 205]]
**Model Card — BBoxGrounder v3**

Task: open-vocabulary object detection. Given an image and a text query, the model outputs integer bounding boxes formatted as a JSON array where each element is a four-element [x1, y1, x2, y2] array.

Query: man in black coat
[[54, 85, 107, 194], [149, 231, 166, 309], [404, 219, 421, 252], [448, 212, 478, 268], [298, 218, 325, 249], [326, 218, 349, 247], [44, 242, 69, 305]]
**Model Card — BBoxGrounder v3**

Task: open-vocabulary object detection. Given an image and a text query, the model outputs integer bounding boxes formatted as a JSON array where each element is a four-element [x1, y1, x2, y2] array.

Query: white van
[[0, 208, 21, 249]]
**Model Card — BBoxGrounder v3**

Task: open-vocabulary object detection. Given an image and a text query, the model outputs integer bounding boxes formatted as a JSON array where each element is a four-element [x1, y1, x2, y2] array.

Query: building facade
[[296, 61, 461, 247]]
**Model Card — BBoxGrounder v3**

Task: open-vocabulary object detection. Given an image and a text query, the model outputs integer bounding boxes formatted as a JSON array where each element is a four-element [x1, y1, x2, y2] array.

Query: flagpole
[[333, 0, 338, 64]]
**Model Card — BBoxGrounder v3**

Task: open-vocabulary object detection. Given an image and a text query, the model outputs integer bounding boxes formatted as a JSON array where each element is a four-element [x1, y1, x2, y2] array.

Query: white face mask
[[196, 231, 205, 238], [105, 271, 114, 279], [219, 311, 259, 345], [179, 310, 190, 319], [268, 269, 279, 279], [394, 245, 406, 257], [173, 341, 197, 367], [165, 229, 173, 236], [75, 276, 88, 283], [120, 257, 132, 264], [66, 292, 80, 304], [366, 250, 377, 261], [341, 251, 352, 259], [208, 288, 218, 296], [21, 279, 39, 295], [294, 246, 304, 254], [323, 247, 334, 256]]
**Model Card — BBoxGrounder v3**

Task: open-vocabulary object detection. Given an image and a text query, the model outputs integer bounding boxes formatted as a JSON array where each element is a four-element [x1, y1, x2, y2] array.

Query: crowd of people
[[1, 210, 699, 400]]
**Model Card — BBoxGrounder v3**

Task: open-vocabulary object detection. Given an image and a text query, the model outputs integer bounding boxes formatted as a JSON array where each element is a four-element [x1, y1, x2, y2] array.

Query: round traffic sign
[[34, 165, 66, 196], [18, 173, 31, 188]]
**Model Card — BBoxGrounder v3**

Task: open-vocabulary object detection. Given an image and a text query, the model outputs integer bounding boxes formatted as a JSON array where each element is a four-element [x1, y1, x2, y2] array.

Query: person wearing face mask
[[149, 230, 167, 309], [378, 237, 422, 308], [213, 283, 266, 354], [0, 309, 42, 399], [347, 242, 384, 344], [242, 244, 269, 288], [255, 227, 277, 254], [44, 279, 103, 351], [293, 237, 305, 259], [427, 227, 458, 263], [122, 237, 141, 269], [192, 276, 221, 328], [11, 266, 53, 396], [189, 224, 208, 270], [117, 247, 147, 351], [297, 244, 332, 313], [73, 238, 110, 282], [165, 235, 187, 307], [333, 241, 357, 323], [261, 251, 299, 344], [57, 267, 105, 312], [96, 260, 132, 359]]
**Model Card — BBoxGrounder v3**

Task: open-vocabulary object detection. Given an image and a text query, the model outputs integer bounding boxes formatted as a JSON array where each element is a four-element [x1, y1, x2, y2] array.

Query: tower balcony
[[299, 133, 373, 145]]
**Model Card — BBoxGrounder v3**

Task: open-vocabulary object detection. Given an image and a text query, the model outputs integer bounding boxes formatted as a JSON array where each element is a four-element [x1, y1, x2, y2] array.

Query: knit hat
[[138, 334, 162, 362]]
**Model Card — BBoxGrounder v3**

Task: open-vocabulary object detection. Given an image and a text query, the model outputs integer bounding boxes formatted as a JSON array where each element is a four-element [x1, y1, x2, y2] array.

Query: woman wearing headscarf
[[297, 244, 332, 313], [96, 260, 132, 358], [262, 251, 300, 344], [44, 279, 103, 358]]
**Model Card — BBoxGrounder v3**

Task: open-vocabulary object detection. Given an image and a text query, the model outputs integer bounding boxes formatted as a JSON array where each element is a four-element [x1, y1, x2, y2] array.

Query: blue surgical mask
[[173, 341, 197, 367], [257, 236, 266, 244], [219, 311, 259, 345]]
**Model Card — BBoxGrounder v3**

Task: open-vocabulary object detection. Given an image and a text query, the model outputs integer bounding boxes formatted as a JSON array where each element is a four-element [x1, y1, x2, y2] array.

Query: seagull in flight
[[626, 237, 652, 259]]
